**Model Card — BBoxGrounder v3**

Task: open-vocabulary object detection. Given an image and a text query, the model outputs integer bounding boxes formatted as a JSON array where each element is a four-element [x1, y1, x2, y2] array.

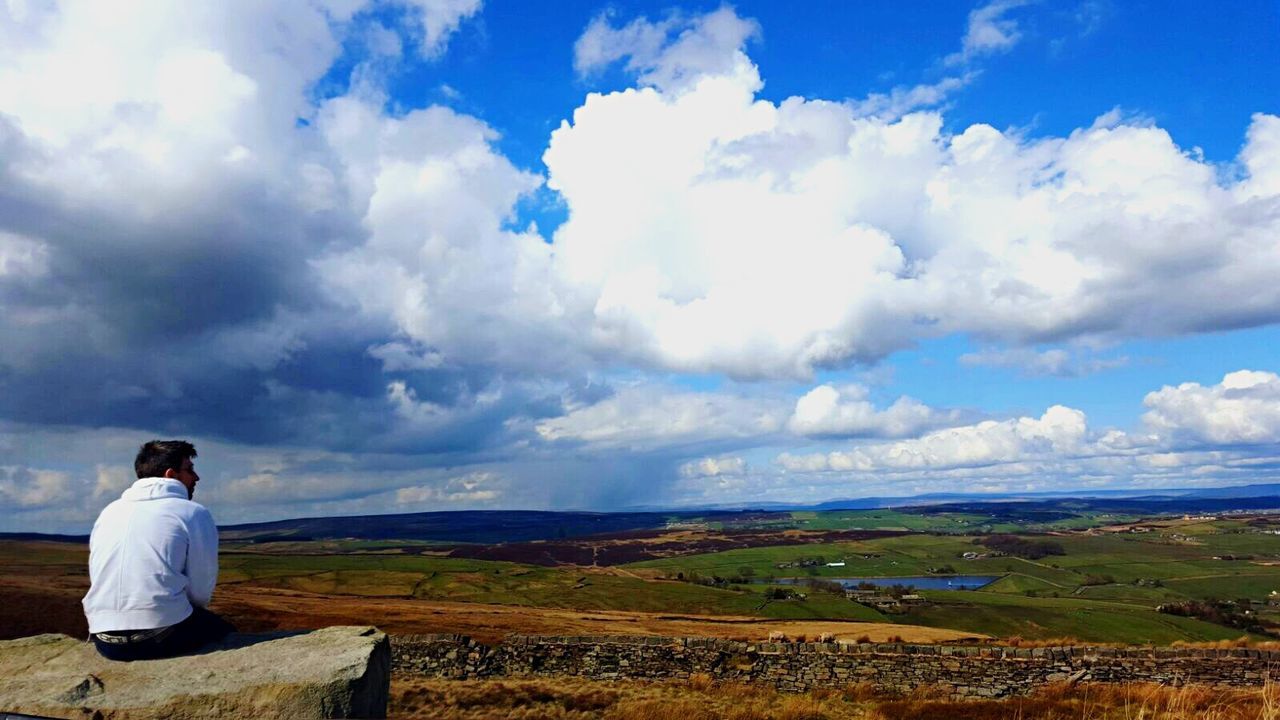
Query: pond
[[768, 575, 1000, 590]]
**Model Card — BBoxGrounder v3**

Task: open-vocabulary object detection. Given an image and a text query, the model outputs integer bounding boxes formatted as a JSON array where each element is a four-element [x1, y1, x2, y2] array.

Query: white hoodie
[[82, 477, 219, 634]]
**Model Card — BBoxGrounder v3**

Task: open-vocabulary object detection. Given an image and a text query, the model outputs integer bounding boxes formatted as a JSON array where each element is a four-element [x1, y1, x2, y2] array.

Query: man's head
[[135, 440, 200, 499]]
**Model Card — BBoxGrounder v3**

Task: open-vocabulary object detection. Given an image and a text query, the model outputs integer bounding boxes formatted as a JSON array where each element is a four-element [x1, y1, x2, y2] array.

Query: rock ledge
[[0, 625, 389, 719]]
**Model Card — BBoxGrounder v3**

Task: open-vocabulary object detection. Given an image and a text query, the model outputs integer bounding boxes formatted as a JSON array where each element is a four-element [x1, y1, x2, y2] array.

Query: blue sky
[[1, 0, 1278, 532], [369, 2, 1278, 164]]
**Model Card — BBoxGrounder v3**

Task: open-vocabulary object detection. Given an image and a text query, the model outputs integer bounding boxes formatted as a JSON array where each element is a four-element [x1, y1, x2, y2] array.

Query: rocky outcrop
[[0, 626, 389, 719], [392, 634, 1280, 698]]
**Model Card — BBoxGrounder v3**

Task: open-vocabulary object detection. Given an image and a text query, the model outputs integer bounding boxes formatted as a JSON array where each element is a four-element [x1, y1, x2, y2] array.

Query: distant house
[[845, 589, 925, 613], [664, 521, 708, 531], [867, 596, 903, 612], [826, 561, 846, 567]]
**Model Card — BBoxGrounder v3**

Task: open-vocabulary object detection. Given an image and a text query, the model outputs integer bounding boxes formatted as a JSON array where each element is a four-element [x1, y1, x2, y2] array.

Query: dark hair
[[135, 440, 198, 479]]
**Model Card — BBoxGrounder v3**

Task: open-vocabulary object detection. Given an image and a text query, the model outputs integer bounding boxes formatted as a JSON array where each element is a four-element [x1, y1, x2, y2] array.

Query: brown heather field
[[212, 585, 981, 643], [389, 674, 1280, 720], [0, 564, 976, 645], [441, 528, 907, 566]]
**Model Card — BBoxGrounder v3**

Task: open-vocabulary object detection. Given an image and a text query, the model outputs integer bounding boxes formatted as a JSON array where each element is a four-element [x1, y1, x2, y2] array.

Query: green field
[[906, 590, 1254, 644], [982, 573, 1064, 595], [220, 550, 890, 620], [789, 510, 1017, 533], [1162, 573, 1280, 600], [620, 519, 1280, 643], [625, 541, 915, 577], [782, 508, 1158, 534], [222, 517, 1280, 643]]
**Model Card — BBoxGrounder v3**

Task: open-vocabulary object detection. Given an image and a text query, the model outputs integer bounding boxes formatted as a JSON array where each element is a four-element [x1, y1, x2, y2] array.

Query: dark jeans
[[93, 606, 236, 661]]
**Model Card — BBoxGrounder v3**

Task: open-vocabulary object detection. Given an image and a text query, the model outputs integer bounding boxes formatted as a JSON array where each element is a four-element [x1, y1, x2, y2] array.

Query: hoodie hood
[[121, 477, 189, 502]]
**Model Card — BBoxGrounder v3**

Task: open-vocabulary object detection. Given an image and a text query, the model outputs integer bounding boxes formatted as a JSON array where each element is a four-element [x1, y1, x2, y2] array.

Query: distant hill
[[1182, 483, 1280, 499], [0, 532, 89, 543], [669, 483, 1280, 512], [218, 509, 720, 544], [205, 492, 1280, 544], [898, 494, 1280, 520], [9, 482, 1280, 545]]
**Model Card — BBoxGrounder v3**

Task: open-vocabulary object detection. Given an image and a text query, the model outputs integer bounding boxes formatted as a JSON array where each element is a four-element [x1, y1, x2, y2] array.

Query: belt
[[94, 625, 176, 645]]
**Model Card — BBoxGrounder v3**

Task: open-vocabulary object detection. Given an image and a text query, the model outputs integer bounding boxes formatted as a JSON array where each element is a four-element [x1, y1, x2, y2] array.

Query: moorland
[[10, 494, 1280, 644], [9, 492, 1280, 717]]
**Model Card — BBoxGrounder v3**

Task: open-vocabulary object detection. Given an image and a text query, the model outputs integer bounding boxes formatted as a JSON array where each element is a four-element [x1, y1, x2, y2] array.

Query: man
[[82, 440, 234, 661]]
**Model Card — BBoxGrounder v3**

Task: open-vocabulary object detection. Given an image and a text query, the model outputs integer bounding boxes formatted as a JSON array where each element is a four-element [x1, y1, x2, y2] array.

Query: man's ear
[[162, 468, 179, 479]]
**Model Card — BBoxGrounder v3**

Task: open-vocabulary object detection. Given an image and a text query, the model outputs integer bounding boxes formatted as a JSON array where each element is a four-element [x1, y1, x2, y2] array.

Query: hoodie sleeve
[[185, 505, 219, 608]]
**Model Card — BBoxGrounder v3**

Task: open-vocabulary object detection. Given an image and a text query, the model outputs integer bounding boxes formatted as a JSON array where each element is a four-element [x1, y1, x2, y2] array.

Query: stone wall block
[[388, 634, 1280, 699], [2, 627, 390, 719]]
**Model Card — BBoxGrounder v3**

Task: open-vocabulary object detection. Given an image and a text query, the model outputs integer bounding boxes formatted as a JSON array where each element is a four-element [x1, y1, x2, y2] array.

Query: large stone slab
[[0, 626, 389, 719]]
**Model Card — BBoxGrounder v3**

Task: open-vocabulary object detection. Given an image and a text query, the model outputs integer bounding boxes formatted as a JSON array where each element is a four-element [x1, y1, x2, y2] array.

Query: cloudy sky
[[2, 0, 1279, 532]]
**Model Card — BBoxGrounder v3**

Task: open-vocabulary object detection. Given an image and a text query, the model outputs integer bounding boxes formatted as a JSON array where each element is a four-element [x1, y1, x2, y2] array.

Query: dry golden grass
[[210, 584, 982, 644], [1002, 635, 1086, 647], [390, 675, 1280, 720], [1170, 637, 1280, 650], [878, 682, 1280, 720], [1002, 635, 1280, 650]]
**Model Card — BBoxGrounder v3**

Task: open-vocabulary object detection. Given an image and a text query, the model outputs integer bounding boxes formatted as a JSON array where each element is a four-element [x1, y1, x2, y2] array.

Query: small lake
[[769, 575, 1000, 590]]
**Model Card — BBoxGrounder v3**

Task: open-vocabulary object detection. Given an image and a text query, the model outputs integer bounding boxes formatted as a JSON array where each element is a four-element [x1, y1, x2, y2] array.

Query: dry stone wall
[[392, 634, 1280, 698]]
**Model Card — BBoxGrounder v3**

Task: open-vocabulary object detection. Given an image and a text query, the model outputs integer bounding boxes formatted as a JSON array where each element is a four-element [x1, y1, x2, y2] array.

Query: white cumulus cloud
[[0, 466, 75, 508], [1143, 370, 1280, 445], [679, 456, 747, 478], [544, 9, 1280, 379], [947, 0, 1029, 66], [401, 0, 482, 58], [787, 384, 957, 438], [779, 405, 1092, 473], [959, 347, 1129, 377], [313, 97, 579, 375], [534, 386, 785, 449], [574, 7, 760, 93], [394, 471, 502, 506], [772, 369, 1280, 497]]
